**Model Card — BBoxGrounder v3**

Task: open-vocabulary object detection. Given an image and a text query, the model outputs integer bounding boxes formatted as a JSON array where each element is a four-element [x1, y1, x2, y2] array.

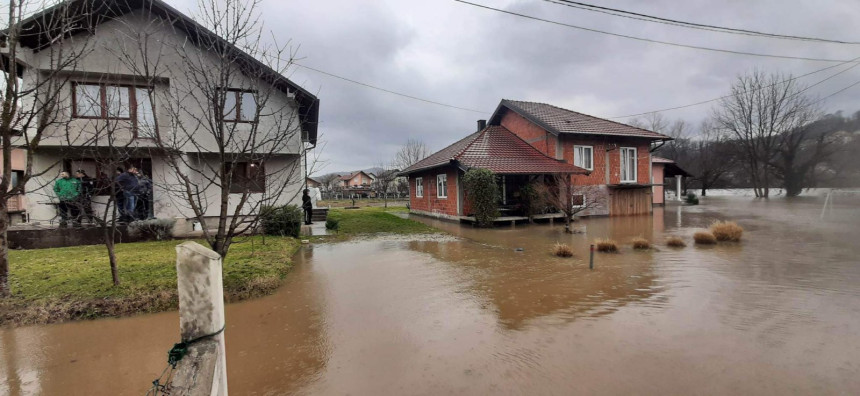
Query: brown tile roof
[[401, 126, 588, 175], [495, 99, 671, 140]]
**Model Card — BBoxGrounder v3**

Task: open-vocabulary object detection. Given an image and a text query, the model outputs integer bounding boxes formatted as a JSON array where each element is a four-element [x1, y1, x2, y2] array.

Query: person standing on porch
[[53, 171, 80, 228], [75, 169, 95, 224], [115, 167, 139, 223], [302, 189, 313, 225]]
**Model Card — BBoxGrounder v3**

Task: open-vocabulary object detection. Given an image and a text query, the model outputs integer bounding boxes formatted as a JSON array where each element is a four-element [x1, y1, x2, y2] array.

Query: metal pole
[[589, 244, 594, 270]]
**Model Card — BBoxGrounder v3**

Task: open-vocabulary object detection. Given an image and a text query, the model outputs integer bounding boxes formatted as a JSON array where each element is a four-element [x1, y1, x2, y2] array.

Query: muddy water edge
[[2, 196, 860, 395]]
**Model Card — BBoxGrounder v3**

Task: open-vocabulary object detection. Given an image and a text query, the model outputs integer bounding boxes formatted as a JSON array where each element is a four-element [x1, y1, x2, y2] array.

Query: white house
[[3, 0, 320, 234]]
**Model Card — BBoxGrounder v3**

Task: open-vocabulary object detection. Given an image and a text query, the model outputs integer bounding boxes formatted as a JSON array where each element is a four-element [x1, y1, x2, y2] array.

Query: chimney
[[477, 119, 487, 131]]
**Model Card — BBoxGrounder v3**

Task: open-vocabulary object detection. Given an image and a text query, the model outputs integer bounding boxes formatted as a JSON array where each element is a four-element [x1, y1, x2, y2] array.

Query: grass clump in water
[[710, 220, 743, 242], [552, 242, 574, 257], [631, 237, 651, 250], [694, 231, 717, 245], [666, 236, 687, 248], [594, 238, 619, 253]]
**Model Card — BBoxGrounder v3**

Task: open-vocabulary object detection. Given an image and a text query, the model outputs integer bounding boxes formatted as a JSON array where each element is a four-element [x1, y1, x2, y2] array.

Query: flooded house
[[401, 99, 672, 220], [3, 0, 319, 235]]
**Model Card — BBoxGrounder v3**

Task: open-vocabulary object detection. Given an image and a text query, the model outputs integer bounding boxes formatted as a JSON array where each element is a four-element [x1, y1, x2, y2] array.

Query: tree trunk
[[0, 204, 9, 297], [564, 215, 572, 234], [701, 187, 707, 197], [104, 229, 120, 286]]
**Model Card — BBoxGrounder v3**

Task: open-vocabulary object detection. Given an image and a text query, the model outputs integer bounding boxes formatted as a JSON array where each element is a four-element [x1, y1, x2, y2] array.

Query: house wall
[[502, 114, 655, 217], [499, 111, 561, 159], [652, 163, 665, 205], [408, 167, 459, 218], [16, 10, 305, 155], [24, 149, 302, 234]]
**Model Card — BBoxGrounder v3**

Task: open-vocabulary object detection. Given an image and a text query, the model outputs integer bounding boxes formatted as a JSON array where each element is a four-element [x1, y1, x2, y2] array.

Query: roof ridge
[[503, 99, 671, 139], [452, 127, 492, 160]]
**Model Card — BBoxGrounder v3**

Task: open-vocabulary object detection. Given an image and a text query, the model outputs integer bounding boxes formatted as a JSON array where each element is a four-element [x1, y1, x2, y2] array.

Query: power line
[[292, 63, 488, 114], [611, 56, 860, 119], [453, 0, 859, 63], [543, 0, 860, 45], [815, 79, 860, 104]]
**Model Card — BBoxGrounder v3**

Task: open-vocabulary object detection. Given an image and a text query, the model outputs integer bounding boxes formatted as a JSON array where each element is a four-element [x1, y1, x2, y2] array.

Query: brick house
[[651, 156, 691, 205], [402, 99, 672, 220], [400, 124, 588, 221]]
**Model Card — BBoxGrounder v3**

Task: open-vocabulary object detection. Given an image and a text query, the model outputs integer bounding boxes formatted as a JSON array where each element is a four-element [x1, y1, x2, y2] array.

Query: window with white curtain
[[620, 147, 637, 183], [415, 177, 423, 197], [437, 174, 447, 198], [573, 145, 593, 170]]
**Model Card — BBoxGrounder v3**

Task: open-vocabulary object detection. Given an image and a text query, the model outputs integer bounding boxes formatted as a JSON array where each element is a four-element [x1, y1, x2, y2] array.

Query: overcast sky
[[175, 0, 860, 174]]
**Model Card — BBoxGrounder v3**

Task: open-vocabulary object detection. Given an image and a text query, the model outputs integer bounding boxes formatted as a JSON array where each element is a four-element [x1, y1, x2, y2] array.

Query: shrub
[[685, 192, 699, 205], [260, 204, 303, 238], [325, 218, 340, 231], [595, 238, 619, 253], [710, 220, 743, 242], [666, 236, 686, 248], [519, 182, 546, 220], [631, 237, 651, 250], [463, 168, 500, 227], [693, 230, 717, 245], [552, 242, 573, 257], [128, 218, 176, 241]]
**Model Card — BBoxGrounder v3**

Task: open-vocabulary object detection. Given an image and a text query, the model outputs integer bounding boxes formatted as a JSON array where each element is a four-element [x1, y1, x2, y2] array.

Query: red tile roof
[[494, 100, 672, 140], [401, 126, 588, 175]]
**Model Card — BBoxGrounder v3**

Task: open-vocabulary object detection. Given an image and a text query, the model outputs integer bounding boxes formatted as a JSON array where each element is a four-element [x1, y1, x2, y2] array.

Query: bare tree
[[536, 174, 603, 233], [687, 121, 739, 196], [0, 1, 92, 296], [770, 115, 840, 197], [713, 70, 818, 198], [393, 139, 428, 171], [115, 0, 317, 257], [371, 164, 397, 208]]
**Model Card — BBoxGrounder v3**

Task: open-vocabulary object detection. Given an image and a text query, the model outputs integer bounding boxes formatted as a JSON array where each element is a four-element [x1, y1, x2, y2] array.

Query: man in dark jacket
[[75, 169, 95, 224], [302, 189, 313, 225], [115, 167, 139, 222]]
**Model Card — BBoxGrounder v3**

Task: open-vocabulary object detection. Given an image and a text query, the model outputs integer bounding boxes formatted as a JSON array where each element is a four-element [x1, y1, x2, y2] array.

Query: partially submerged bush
[[685, 192, 699, 205], [260, 204, 303, 238], [666, 236, 686, 248], [325, 218, 340, 231], [128, 218, 176, 241], [693, 230, 717, 245], [595, 238, 619, 253], [553, 242, 574, 257], [710, 220, 743, 242], [463, 168, 500, 227], [631, 237, 651, 250]]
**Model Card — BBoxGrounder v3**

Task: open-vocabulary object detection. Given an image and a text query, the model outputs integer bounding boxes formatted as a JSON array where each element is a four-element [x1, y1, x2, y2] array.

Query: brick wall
[[500, 111, 559, 159], [557, 136, 652, 186], [409, 167, 459, 217]]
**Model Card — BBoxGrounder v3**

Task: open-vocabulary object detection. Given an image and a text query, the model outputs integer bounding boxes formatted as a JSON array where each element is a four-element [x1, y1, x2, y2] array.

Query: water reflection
[[2, 196, 860, 394]]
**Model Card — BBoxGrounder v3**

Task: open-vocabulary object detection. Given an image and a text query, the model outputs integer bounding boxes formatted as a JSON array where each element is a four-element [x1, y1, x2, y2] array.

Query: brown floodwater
[[2, 196, 860, 395]]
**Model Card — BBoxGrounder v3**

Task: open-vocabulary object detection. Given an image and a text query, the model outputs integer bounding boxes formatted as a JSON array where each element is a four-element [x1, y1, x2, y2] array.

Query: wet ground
[[2, 195, 860, 395]]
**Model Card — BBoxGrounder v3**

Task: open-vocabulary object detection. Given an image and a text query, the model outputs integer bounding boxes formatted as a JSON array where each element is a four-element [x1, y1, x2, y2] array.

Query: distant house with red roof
[[400, 99, 672, 220]]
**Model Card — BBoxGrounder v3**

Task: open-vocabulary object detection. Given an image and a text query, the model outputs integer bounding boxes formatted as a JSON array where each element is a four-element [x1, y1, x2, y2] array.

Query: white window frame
[[573, 145, 593, 171], [437, 174, 448, 199], [620, 147, 637, 183], [415, 177, 423, 198], [572, 194, 586, 208]]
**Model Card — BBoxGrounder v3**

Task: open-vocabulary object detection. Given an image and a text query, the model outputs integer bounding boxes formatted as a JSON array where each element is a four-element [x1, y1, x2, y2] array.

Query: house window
[[573, 145, 593, 170], [437, 174, 447, 198], [227, 161, 265, 193], [572, 194, 585, 208], [222, 89, 257, 122], [72, 83, 157, 138], [620, 147, 637, 183], [415, 177, 423, 197]]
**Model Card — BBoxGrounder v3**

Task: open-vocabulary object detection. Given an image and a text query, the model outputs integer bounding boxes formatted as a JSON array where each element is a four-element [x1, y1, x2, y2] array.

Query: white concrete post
[[676, 176, 683, 202], [173, 241, 228, 396]]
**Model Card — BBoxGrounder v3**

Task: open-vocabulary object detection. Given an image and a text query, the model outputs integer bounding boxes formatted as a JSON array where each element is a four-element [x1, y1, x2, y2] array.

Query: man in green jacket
[[54, 171, 81, 227]]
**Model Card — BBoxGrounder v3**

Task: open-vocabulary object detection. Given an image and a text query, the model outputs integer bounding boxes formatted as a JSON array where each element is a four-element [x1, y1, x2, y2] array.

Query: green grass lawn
[[326, 206, 436, 235]]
